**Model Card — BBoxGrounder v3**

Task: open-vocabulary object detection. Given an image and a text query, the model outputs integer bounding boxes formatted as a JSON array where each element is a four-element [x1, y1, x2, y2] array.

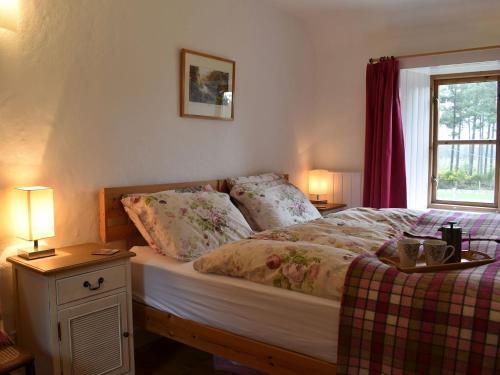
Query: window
[[430, 72, 499, 208]]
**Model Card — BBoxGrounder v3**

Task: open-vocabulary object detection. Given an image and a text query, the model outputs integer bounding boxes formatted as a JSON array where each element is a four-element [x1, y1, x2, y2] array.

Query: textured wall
[[304, 1, 500, 172], [3, 0, 500, 332], [0, 0, 315, 329]]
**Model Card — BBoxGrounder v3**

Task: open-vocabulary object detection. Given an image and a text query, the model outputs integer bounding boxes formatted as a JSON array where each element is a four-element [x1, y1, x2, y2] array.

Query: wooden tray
[[380, 250, 495, 273]]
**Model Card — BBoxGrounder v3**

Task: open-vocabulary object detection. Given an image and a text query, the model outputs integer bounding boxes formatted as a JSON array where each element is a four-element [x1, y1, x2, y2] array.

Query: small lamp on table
[[308, 169, 333, 208], [14, 186, 56, 260]]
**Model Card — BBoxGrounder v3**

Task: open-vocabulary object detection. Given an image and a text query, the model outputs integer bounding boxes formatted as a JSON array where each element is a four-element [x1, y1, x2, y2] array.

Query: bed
[[100, 177, 500, 374], [99, 177, 340, 375], [131, 246, 340, 363]]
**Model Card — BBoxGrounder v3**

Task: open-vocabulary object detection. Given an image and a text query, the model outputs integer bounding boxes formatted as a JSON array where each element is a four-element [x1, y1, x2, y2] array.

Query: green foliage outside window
[[435, 79, 498, 201]]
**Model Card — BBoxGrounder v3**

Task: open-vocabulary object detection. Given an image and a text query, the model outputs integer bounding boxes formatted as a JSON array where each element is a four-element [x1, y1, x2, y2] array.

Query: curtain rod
[[369, 44, 500, 63]]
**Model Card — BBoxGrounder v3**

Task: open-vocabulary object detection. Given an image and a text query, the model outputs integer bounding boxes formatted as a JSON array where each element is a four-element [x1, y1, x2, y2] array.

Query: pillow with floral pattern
[[122, 185, 215, 246], [122, 189, 253, 261], [230, 179, 321, 231], [227, 172, 285, 189]]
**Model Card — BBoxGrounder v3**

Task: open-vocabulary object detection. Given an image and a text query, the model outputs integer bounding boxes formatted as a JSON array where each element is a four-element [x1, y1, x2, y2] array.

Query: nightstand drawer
[[56, 265, 126, 305]]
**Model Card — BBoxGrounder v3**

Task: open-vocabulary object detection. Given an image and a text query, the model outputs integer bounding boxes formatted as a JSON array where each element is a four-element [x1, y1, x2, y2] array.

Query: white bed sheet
[[131, 246, 340, 363]]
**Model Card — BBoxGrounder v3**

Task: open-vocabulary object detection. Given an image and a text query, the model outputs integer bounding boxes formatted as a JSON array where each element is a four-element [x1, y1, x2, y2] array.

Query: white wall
[[0, 0, 315, 328], [2, 0, 500, 330], [303, 1, 500, 172]]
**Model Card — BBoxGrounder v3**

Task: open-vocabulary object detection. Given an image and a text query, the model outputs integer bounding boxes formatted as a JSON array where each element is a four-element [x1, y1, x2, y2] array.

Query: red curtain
[[363, 58, 407, 208]]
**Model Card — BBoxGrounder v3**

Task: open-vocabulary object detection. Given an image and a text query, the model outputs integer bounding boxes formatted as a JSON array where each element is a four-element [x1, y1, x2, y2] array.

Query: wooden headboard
[[99, 175, 288, 244]]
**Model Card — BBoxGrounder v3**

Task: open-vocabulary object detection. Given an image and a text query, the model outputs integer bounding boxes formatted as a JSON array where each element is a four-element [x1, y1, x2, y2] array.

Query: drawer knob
[[83, 277, 104, 291], [123, 332, 130, 338]]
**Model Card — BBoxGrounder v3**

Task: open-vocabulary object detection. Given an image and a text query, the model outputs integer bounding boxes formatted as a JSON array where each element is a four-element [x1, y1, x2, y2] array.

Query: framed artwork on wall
[[180, 49, 235, 120]]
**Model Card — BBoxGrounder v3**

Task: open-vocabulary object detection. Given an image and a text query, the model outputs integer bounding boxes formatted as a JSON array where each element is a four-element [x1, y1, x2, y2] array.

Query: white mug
[[423, 240, 455, 266], [397, 239, 421, 267]]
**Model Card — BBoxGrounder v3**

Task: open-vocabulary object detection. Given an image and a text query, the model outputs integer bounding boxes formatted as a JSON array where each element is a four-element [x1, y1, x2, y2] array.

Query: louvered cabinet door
[[58, 293, 130, 375]]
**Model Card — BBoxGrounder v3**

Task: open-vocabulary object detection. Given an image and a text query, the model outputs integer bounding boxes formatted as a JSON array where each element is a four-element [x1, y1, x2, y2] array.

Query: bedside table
[[313, 203, 347, 216], [8, 243, 136, 375]]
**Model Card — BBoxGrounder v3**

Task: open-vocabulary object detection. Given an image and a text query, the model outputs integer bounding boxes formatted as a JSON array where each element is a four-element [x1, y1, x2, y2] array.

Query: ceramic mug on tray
[[397, 239, 421, 267], [423, 240, 455, 266]]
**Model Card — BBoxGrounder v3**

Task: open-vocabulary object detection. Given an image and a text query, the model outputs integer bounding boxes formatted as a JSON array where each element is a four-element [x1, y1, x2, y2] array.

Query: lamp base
[[17, 246, 55, 260]]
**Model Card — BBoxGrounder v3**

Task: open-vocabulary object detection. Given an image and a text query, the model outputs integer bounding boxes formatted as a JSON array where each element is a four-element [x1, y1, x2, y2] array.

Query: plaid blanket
[[337, 211, 500, 374], [405, 209, 500, 241]]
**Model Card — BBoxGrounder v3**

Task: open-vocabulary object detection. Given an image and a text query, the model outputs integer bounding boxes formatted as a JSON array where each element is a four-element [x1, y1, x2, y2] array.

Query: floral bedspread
[[193, 207, 500, 373], [193, 208, 421, 301]]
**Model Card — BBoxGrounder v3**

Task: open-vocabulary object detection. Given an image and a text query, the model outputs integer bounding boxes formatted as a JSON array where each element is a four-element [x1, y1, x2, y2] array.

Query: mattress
[[130, 246, 341, 363]]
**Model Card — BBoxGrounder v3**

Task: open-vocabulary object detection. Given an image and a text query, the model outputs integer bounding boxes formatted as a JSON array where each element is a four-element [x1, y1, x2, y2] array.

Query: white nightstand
[[8, 243, 136, 375]]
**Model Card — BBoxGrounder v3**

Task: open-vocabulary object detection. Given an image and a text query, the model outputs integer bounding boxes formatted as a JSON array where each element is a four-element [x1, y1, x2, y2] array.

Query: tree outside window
[[430, 73, 499, 208]]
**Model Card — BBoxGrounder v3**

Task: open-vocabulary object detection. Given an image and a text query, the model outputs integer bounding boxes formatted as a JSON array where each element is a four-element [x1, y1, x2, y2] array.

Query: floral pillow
[[227, 172, 284, 189], [230, 179, 321, 231], [122, 185, 215, 246], [122, 189, 253, 261], [194, 239, 356, 301]]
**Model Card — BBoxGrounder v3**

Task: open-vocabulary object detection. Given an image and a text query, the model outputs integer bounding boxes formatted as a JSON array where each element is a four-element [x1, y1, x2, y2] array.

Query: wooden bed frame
[[99, 177, 337, 375]]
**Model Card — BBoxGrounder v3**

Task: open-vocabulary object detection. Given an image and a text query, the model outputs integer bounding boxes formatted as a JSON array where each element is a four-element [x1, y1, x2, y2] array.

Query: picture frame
[[180, 49, 235, 121]]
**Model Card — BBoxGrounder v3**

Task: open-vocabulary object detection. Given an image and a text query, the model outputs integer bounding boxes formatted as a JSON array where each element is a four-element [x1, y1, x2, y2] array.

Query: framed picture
[[180, 49, 235, 120]]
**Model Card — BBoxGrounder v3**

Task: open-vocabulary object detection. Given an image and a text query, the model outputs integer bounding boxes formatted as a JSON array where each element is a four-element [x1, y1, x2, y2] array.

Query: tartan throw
[[405, 210, 500, 241], [337, 211, 500, 375]]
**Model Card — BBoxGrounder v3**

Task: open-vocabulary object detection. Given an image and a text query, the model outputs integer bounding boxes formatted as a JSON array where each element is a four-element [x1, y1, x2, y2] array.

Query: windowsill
[[428, 203, 499, 213]]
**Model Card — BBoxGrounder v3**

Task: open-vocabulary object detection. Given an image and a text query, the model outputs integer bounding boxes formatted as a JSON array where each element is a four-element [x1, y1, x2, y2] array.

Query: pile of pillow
[[122, 173, 321, 261]]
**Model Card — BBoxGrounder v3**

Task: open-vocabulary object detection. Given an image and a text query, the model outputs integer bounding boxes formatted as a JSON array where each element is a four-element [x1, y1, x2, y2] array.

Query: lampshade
[[0, 0, 19, 31], [308, 169, 333, 196], [14, 186, 55, 241]]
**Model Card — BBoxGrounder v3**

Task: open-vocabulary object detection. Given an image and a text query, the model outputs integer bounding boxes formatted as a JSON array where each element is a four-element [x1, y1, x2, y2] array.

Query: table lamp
[[308, 169, 333, 205], [14, 186, 56, 260], [0, 0, 19, 31]]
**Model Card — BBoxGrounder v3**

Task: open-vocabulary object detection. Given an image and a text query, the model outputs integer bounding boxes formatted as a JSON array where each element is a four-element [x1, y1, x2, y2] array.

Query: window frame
[[428, 70, 500, 210]]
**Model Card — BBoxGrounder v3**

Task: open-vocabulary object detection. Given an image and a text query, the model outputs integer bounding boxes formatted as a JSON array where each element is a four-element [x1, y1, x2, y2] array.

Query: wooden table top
[[7, 243, 135, 275], [313, 203, 347, 211]]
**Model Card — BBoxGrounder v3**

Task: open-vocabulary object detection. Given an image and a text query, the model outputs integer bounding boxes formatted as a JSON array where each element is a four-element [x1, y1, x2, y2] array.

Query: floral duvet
[[193, 208, 421, 301]]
